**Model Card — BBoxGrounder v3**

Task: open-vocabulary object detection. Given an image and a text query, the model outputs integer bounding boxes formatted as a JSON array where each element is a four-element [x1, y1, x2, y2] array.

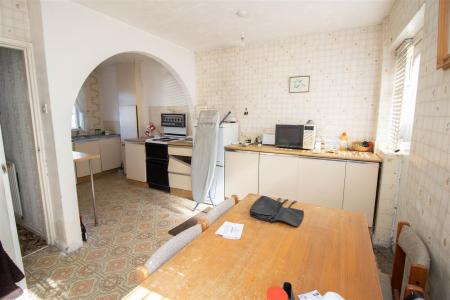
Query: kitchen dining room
[[1, 0, 449, 299]]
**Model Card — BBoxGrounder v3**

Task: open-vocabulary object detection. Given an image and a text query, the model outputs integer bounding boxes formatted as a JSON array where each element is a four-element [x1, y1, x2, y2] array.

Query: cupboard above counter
[[224, 146, 381, 227]]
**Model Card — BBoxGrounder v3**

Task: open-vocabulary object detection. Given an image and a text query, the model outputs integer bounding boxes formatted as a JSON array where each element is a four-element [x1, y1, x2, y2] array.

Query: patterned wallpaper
[[196, 25, 382, 142], [396, 0, 450, 298], [76, 70, 103, 130], [0, 0, 30, 42]]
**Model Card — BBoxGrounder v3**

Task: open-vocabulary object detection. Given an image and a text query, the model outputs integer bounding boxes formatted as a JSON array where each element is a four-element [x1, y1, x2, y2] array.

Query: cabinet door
[[73, 141, 102, 177], [298, 158, 346, 209], [259, 153, 299, 200], [224, 151, 259, 199], [343, 162, 379, 227], [125, 143, 146, 182], [100, 137, 122, 171]]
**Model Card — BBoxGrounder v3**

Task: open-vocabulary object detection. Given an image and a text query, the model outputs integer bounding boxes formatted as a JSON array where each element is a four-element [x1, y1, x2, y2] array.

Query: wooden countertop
[[72, 151, 100, 162], [125, 193, 382, 299], [167, 140, 193, 147], [225, 144, 382, 163]]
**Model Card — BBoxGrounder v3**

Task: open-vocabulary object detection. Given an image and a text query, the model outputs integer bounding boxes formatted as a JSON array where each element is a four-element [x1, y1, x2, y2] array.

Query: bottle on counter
[[339, 132, 348, 151]]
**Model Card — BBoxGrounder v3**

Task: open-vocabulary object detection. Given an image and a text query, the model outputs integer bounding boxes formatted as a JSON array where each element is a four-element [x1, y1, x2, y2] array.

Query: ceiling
[[76, 0, 394, 51]]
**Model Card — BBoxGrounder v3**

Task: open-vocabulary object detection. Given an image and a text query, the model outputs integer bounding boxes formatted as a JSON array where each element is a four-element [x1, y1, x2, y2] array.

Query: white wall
[[197, 25, 382, 142], [97, 64, 120, 133], [38, 0, 196, 251]]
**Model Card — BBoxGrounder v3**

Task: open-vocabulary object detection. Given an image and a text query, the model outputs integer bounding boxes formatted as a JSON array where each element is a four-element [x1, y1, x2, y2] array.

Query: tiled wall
[[196, 25, 382, 142], [0, 0, 30, 42], [396, 0, 450, 298]]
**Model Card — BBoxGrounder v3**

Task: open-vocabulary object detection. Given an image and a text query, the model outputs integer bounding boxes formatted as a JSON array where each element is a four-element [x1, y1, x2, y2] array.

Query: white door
[[0, 125, 25, 288], [224, 151, 259, 199], [259, 153, 299, 200], [119, 106, 138, 141], [298, 157, 346, 209], [343, 161, 379, 227]]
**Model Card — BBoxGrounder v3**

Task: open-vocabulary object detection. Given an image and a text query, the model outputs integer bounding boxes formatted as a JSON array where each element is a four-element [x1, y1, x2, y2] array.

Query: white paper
[[298, 291, 345, 300], [298, 290, 322, 300], [215, 221, 244, 240]]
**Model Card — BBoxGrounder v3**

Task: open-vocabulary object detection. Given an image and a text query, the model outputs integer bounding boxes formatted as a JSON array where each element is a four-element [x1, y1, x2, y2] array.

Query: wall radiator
[[6, 161, 23, 218]]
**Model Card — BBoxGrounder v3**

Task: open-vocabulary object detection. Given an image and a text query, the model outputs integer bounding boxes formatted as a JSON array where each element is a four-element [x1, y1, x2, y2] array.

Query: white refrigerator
[[207, 122, 239, 205]]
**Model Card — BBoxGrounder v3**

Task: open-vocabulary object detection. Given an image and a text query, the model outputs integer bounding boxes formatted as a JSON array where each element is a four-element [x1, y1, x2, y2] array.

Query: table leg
[[89, 160, 98, 226]]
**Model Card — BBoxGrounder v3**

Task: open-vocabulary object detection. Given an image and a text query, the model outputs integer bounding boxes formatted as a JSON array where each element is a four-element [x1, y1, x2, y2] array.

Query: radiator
[[6, 161, 23, 218]]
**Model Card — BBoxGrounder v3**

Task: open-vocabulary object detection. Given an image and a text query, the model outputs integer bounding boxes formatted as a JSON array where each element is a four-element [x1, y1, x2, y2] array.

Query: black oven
[[145, 142, 170, 191]]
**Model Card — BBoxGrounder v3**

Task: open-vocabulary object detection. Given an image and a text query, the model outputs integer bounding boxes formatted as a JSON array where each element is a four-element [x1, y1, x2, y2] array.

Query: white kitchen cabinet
[[74, 141, 102, 177], [125, 142, 146, 182], [343, 161, 379, 226], [225, 151, 259, 199], [99, 137, 122, 171], [259, 153, 299, 200], [298, 157, 346, 209]]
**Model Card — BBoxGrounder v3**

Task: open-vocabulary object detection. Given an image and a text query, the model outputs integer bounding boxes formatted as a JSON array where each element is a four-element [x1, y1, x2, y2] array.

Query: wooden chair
[[379, 222, 430, 300], [136, 223, 203, 283]]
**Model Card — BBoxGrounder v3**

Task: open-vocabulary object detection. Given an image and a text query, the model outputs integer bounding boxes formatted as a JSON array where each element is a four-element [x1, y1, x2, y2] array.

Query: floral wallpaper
[[76, 70, 103, 130]]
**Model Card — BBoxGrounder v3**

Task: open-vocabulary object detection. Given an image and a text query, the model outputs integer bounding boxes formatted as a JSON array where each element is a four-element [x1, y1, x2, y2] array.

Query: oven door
[[146, 158, 170, 191], [275, 125, 304, 149]]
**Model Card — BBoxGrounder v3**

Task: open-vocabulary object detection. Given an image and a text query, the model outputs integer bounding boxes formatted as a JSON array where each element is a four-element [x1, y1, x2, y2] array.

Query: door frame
[[0, 37, 55, 245]]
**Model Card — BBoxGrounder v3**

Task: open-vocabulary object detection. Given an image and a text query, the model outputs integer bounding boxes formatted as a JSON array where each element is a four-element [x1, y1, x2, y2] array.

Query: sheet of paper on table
[[215, 221, 244, 240], [298, 291, 344, 300]]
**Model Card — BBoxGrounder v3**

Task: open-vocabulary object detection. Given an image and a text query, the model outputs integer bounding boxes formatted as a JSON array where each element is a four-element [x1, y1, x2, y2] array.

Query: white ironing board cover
[[191, 110, 220, 205]]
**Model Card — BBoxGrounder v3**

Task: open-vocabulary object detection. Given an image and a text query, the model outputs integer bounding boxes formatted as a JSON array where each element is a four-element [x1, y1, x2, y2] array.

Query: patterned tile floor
[[17, 224, 47, 257], [23, 171, 206, 299]]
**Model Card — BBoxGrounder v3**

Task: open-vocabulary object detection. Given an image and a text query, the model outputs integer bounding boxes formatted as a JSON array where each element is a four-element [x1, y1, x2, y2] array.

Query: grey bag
[[250, 196, 304, 227]]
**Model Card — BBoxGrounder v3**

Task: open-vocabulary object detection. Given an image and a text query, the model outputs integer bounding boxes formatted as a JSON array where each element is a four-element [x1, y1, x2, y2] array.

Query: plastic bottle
[[339, 132, 348, 151]]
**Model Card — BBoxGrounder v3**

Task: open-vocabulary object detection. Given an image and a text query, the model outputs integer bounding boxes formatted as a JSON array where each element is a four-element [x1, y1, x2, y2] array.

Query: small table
[[125, 193, 382, 299], [72, 151, 100, 226]]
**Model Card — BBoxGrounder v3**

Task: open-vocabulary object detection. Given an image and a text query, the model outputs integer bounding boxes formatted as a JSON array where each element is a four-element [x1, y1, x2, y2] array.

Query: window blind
[[388, 39, 414, 150]]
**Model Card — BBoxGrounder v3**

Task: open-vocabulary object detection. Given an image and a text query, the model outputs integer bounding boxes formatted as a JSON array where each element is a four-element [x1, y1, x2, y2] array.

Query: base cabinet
[[259, 153, 299, 200], [225, 151, 259, 199], [343, 162, 379, 226], [100, 137, 122, 171], [73, 141, 102, 177], [125, 142, 146, 182], [224, 150, 380, 226], [298, 158, 345, 209]]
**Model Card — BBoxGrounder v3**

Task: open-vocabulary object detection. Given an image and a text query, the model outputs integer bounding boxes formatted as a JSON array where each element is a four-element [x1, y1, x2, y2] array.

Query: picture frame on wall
[[289, 75, 310, 93]]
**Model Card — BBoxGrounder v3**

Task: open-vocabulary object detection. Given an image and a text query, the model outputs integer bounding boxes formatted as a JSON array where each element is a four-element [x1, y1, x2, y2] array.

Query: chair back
[[391, 222, 430, 300], [144, 223, 202, 275], [206, 198, 234, 225]]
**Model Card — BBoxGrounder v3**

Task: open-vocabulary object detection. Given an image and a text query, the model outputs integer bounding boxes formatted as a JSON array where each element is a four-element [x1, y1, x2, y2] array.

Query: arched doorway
[[71, 51, 194, 235]]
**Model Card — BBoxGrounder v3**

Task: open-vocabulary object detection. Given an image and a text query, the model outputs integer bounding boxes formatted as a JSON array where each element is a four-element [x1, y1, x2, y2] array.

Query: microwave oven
[[275, 124, 316, 150]]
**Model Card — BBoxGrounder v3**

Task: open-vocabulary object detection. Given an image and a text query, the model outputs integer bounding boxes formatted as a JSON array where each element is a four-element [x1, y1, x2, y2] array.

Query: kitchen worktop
[[167, 140, 193, 147], [72, 133, 120, 143], [225, 144, 382, 163], [124, 137, 148, 145]]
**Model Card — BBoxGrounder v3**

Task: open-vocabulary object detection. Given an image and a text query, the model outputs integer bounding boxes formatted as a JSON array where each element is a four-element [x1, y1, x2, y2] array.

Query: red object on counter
[[266, 286, 288, 300]]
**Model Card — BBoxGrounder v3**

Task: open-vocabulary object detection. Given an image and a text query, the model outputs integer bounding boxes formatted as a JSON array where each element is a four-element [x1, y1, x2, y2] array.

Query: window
[[71, 106, 84, 129], [388, 36, 422, 152]]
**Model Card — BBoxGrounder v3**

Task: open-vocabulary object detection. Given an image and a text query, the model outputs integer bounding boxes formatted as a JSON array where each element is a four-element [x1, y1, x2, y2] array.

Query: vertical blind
[[388, 39, 414, 150]]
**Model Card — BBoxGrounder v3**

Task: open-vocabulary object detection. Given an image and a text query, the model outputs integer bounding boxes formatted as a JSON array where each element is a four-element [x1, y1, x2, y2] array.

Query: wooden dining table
[[125, 193, 382, 299]]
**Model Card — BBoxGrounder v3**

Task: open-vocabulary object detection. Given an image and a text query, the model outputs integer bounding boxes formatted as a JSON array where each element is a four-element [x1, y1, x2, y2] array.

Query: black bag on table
[[250, 196, 304, 227]]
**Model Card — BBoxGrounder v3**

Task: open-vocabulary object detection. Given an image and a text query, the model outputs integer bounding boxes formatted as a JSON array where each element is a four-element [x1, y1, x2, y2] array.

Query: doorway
[[0, 46, 47, 258]]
